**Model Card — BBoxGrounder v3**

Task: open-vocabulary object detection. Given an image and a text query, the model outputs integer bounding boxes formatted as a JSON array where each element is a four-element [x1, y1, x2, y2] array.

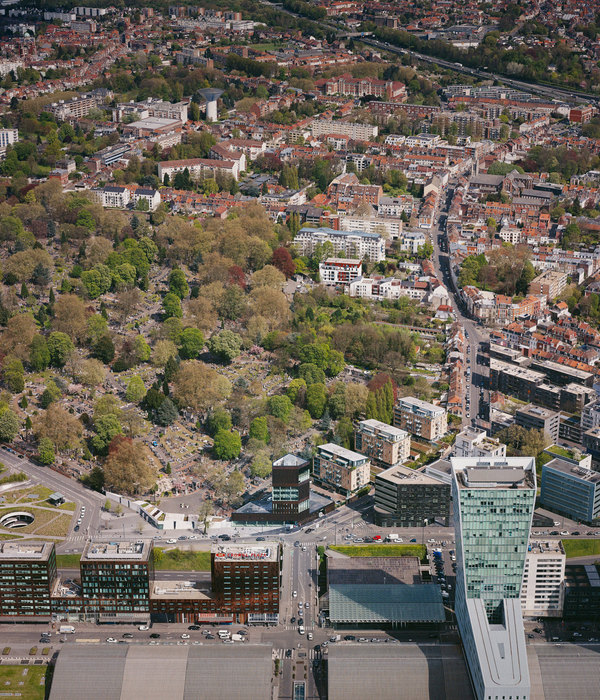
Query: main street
[[430, 181, 489, 427]]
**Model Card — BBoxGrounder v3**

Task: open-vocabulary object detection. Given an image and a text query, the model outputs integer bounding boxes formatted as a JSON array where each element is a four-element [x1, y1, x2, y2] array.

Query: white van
[[218, 630, 231, 639]]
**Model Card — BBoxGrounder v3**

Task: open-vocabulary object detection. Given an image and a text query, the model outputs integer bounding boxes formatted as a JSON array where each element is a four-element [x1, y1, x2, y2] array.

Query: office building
[[563, 563, 600, 621], [294, 227, 385, 263], [319, 258, 363, 286], [0, 542, 56, 620], [355, 419, 411, 468], [453, 427, 506, 459], [582, 426, 600, 466], [313, 443, 371, 497], [521, 540, 565, 618], [211, 544, 280, 623], [394, 396, 448, 442], [374, 463, 450, 527], [232, 453, 334, 526], [79, 540, 153, 623], [515, 404, 560, 443], [271, 453, 310, 519], [540, 457, 600, 524], [452, 457, 536, 700]]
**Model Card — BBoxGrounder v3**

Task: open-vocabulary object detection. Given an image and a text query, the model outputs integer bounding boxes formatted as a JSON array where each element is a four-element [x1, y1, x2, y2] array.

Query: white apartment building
[[91, 185, 130, 208], [311, 120, 378, 141], [340, 215, 403, 240], [378, 195, 415, 217], [293, 227, 385, 263], [398, 230, 427, 254], [521, 541, 566, 618], [453, 428, 507, 459], [132, 188, 161, 211], [318, 258, 363, 286], [581, 400, 600, 432], [394, 396, 448, 441], [348, 276, 428, 302], [112, 98, 188, 124], [0, 129, 18, 159], [158, 156, 242, 182]]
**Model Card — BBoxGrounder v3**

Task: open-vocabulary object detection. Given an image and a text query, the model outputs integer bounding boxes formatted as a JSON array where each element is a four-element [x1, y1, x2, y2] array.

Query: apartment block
[[79, 540, 153, 623], [48, 88, 113, 121], [521, 540, 565, 618], [0, 542, 56, 620], [453, 427, 506, 459], [581, 399, 600, 432], [540, 457, 600, 524], [318, 258, 363, 286], [374, 463, 450, 527], [294, 227, 385, 263], [0, 128, 18, 159], [158, 156, 243, 183], [311, 119, 378, 141], [528, 269, 568, 301], [312, 443, 370, 497], [393, 396, 448, 442], [355, 419, 411, 468], [91, 185, 131, 208], [515, 404, 560, 443]]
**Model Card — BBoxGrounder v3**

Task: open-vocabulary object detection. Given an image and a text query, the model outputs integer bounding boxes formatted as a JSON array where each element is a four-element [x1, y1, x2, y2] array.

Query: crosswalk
[[273, 648, 321, 660]]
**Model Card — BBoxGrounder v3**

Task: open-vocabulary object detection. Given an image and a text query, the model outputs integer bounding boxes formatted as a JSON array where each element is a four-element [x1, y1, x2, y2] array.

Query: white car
[[292, 590, 297, 598], [166, 539, 177, 544], [106, 638, 117, 643], [138, 625, 149, 631], [181, 634, 190, 639]]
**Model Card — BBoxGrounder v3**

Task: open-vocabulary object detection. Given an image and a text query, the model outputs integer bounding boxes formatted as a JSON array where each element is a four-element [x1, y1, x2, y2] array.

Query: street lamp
[[422, 518, 428, 546]]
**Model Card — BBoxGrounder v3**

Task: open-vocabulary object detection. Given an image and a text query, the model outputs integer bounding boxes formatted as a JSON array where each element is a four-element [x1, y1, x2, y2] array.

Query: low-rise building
[[374, 463, 450, 527], [312, 443, 370, 497], [393, 396, 448, 442], [91, 185, 130, 208], [521, 540, 566, 618], [318, 258, 363, 286], [355, 419, 410, 468], [515, 404, 561, 443], [453, 427, 507, 459], [158, 156, 242, 182]]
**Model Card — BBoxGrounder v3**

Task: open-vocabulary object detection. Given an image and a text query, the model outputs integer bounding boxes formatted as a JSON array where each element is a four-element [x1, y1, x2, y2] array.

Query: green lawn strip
[[153, 547, 211, 571], [32, 512, 72, 537], [561, 539, 600, 559], [0, 533, 23, 540], [0, 506, 68, 535], [330, 544, 427, 562], [0, 665, 47, 700], [56, 501, 76, 511], [56, 553, 81, 568]]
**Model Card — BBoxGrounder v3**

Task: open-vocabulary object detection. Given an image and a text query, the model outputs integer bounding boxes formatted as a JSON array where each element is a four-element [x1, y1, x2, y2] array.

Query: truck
[[231, 634, 245, 642], [386, 533, 400, 542], [59, 625, 76, 634]]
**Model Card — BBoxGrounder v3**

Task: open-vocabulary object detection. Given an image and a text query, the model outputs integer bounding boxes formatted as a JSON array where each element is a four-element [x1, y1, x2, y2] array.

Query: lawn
[[330, 544, 427, 562], [56, 553, 81, 568], [561, 539, 600, 559], [0, 506, 72, 537], [153, 547, 211, 571], [0, 665, 47, 700]]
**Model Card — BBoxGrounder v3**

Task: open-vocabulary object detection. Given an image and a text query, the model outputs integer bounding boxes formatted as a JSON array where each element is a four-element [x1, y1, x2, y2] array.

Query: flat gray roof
[[49, 644, 273, 700], [528, 642, 600, 700], [328, 644, 474, 700], [327, 554, 422, 586]]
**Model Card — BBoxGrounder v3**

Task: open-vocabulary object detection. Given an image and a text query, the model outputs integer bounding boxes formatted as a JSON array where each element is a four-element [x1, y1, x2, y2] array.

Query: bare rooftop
[[211, 544, 279, 562], [0, 542, 53, 560], [81, 540, 151, 561]]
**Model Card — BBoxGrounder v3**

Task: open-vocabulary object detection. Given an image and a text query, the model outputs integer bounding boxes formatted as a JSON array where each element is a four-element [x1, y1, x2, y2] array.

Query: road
[[0, 446, 104, 552], [429, 184, 489, 426]]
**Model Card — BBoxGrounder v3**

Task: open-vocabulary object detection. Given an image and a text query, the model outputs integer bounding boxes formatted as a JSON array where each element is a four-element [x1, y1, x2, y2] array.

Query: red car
[[372, 535, 382, 541]]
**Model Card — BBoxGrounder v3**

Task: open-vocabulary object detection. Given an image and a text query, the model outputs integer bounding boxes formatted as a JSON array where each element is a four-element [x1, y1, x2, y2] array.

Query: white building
[[311, 120, 378, 141], [581, 400, 600, 432], [340, 215, 403, 240], [91, 185, 130, 208], [294, 227, 385, 263], [398, 230, 427, 254], [378, 195, 415, 218], [132, 187, 161, 211], [158, 156, 242, 182], [453, 428, 507, 459], [521, 540, 565, 618], [0, 128, 18, 159], [348, 276, 428, 302], [318, 258, 363, 286]]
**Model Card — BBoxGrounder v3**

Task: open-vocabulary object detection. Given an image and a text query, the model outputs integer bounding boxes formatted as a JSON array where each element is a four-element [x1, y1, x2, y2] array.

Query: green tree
[[306, 383, 327, 419], [168, 268, 189, 300], [250, 450, 272, 478], [93, 335, 115, 363], [29, 335, 50, 371], [287, 378, 307, 405], [0, 406, 20, 442], [179, 327, 204, 360], [249, 416, 269, 443], [3, 357, 25, 393], [162, 292, 183, 319], [268, 395, 293, 423], [47, 331, 74, 367], [40, 380, 61, 408], [92, 413, 123, 454], [155, 397, 178, 426], [298, 363, 325, 386], [208, 330, 242, 363], [125, 375, 146, 403], [37, 436, 55, 464], [206, 407, 232, 436], [213, 429, 242, 460]]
